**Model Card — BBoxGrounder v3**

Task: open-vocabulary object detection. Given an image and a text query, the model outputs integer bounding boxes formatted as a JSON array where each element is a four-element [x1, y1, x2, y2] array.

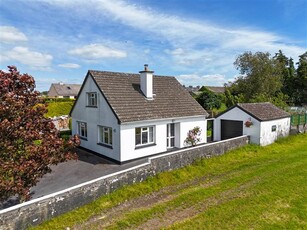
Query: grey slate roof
[[48, 83, 81, 97], [89, 70, 209, 123], [236, 102, 290, 121]]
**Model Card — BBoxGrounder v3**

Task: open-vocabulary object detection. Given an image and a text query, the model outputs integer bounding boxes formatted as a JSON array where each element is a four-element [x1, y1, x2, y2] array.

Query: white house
[[70, 65, 209, 163], [214, 102, 290, 146]]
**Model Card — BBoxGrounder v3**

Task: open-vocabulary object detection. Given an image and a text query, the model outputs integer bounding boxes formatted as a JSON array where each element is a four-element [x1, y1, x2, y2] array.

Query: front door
[[167, 123, 175, 148]]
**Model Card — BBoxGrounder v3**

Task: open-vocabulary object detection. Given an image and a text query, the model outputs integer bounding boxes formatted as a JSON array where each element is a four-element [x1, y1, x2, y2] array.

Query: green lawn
[[32, 134, 307, 230]]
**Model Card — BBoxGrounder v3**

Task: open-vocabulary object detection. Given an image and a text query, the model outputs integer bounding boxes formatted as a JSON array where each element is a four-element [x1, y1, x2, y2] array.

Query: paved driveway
[[30, 148, 148, 199]]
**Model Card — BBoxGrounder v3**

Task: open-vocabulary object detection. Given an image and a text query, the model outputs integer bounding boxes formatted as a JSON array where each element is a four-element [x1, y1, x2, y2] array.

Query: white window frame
[[167, 123, 175, 148], [77, 121, 87, 139], [98, 126, 113, 146], [135, 126, 154, 146], [87, 92, 97, 107]]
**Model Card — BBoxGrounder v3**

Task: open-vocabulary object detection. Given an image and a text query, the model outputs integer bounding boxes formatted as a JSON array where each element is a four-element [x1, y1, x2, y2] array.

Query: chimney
[[139, 64, 154, 99]]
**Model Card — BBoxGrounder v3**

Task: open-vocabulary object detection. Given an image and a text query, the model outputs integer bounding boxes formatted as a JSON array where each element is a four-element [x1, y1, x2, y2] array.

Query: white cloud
[[58, 63, 80, 68], [177, 73, 228, 86], [68, 44, 127, 59], [43, 1, 305, 61], [0, 26, 28, 43], [23, 0, 307, 86], [95, 1, 304, 60], [2, 46, 53, 70]]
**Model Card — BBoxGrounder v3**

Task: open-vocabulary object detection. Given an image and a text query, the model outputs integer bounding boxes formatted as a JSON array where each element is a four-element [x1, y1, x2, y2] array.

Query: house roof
[[48, 83, 81, 97], [206, 86, 225, 94], [184, 86, 201, 92], [217, 102, 290, 121], [87, 70, 208, 123]]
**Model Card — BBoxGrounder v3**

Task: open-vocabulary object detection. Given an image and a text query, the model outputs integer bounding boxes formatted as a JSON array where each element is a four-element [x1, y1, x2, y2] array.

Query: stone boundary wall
[[0, 136, 249, 230]]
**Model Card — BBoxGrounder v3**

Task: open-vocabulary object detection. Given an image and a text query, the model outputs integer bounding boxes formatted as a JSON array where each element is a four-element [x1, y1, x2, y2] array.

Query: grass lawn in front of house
[[32, 134, 307, 230]]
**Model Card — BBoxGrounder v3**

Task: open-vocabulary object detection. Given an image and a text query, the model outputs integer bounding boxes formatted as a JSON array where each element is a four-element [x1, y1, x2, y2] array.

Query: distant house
[[48, 82, 81, 99], [70, 65, 209, 163], [205, 86, 225, 94], [184, 85, 201, 96], [214, 102, 290, 146]]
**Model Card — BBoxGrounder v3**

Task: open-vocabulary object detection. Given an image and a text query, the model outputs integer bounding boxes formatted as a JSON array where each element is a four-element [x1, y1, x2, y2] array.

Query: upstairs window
[[98, 126, 113, 147], [77, 121, 87, 139], [87, 92, 97, 107], [135, 126, 154, 146]]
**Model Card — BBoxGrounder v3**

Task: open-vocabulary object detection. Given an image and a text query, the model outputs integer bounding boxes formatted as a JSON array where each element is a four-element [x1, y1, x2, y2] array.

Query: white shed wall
[[214, 107, 261, 144], [119, 116, 206, 162], [71, 75, 120, 161], [259, 117, 290, 146]]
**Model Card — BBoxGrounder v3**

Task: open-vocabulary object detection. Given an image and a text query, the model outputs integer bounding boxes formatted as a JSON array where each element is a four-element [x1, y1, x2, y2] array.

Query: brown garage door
[[221, 119, 243, 140]]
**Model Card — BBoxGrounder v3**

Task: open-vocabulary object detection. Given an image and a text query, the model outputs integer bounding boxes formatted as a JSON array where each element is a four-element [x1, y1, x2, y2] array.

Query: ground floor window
[[135, 126, 154, 146], [167, 123, 175, 148], [98, 126, 112, 146], [77, 121, 87, 139]]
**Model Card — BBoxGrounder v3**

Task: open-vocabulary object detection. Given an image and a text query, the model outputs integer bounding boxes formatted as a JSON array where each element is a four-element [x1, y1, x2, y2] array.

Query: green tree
[[0, 66, 80, 202], [224, 86, 244, 107], [196, 87, 222, 114], [273, 50, 296, 104], [226, 51, 287, 107], [295, 52, 307, 105]]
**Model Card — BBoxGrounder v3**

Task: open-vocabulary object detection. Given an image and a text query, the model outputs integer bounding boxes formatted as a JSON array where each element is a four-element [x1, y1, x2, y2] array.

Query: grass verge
[[32, 134, 307, 229]]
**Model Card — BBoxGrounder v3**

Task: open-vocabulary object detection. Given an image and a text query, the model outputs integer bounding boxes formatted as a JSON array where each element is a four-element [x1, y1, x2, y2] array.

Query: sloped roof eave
[[215, 103, 290, 121]]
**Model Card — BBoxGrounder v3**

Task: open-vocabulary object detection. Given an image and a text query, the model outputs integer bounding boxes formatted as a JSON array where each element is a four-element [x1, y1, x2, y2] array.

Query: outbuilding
[[214, 102, 290, 146]]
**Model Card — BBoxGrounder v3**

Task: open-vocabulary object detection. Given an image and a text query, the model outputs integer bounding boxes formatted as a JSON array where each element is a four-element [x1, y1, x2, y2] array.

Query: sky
[[0, 0, 306, 92]]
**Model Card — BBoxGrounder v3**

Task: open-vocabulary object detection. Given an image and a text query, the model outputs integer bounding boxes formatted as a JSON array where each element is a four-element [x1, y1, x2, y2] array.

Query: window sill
[[97, 143, 113, 149], [80, 137, 88, 141], [135, 143, 156, 150], [86, 105, 98, 108]]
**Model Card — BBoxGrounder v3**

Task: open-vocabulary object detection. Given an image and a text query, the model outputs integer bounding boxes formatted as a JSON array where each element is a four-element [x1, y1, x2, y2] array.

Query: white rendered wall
[[259, 117, 290, 146], [214, 107, 261, 144], [140, 71, 153, 99], [179, 118, 207, 147], [119, 116, 206, 162], [71, 75, 120, 161]]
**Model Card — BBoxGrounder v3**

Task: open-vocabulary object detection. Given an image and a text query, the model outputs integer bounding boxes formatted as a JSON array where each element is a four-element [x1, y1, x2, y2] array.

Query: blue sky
[[0, 0, 306, 91]]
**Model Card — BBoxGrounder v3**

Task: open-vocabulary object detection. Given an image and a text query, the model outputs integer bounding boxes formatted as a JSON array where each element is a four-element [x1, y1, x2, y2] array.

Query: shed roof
[[217, 102, 290, 121], [86, 70, 208, 123]]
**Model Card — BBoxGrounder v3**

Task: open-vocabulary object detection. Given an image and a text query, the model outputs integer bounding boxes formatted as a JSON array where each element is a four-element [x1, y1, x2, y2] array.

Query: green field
[[44, 101, 74, 118], [33, 134, 307, 230]]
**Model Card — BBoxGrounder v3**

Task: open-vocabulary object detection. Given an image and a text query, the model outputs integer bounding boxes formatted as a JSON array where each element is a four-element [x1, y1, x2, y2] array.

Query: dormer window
[[87, 92, 97, 107]]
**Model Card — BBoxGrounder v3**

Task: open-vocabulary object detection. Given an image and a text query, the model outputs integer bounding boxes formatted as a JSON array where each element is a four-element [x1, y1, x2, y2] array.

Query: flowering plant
[[245, 120, 253, 127], [184, 126, 201, 146]]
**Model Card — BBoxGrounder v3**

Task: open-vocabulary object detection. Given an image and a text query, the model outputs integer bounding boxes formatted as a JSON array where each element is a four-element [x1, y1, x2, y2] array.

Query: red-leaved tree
[[0, 66, 80, 202]]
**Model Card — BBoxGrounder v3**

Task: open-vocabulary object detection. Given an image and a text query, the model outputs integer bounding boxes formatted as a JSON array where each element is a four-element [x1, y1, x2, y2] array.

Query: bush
[[60, 130, 72, 141]]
